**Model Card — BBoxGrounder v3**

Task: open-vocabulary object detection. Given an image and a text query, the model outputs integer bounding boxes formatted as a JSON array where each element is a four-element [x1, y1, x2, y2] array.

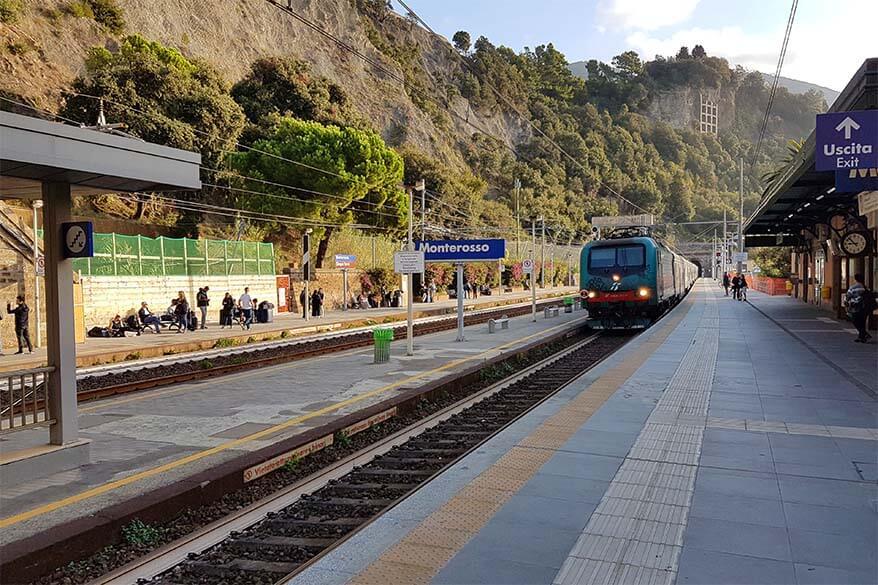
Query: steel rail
[[92, 332, 604, 585]]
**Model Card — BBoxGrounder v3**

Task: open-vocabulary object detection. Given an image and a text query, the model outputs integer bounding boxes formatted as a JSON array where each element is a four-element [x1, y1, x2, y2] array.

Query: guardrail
[[0, 366, 54, 433]]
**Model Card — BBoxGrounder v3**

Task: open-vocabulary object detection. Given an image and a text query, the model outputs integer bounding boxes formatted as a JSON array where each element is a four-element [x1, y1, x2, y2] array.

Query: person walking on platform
[[722, 272, 731, 296], [739, 276, 748, 301], [174, 291, 190, 333], [846, 273, 875, 343], [6, 295, 33, 353], [238, 287, 254, 330], [196, 286, 210, 329], [730, 275, 741, 300], [220, 292, 235, 329]]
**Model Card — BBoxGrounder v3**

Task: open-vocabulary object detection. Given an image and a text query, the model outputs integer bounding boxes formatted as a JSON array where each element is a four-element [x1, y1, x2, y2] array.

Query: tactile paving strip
[[554, 304, 720, 585], [347, 293, 695, 585]]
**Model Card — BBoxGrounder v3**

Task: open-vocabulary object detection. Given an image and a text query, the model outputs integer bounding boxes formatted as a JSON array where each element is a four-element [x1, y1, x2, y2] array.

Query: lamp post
[[32, 199, 43, 348]]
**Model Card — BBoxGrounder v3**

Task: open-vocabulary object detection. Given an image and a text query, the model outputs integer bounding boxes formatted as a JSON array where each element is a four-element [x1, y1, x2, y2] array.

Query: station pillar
[[42, 182, 79, 445]]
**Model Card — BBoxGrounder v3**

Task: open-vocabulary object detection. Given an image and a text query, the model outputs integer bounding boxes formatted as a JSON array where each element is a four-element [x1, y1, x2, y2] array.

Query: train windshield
[[588, 245, 645, 269]]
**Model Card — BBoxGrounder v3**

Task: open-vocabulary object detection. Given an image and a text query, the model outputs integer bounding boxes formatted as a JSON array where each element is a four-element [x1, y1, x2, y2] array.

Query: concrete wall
[[80, 274, 279, 327]]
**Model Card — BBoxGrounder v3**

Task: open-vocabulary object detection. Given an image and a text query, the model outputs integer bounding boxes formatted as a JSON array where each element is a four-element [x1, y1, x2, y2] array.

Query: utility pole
[[303, 229, 311, 321], [531, 220, 537, 322], [33, 200, 43, 347], [722, 208, 727, 274], [540, 216, 545, 288], [420, 180, 426, 287], [713, 228, 718, 280], [514, 178, 521, 258], [737, 157, 745, 277]]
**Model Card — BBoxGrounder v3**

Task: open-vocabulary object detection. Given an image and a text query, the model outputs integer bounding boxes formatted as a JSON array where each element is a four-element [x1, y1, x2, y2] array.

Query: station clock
[[840, 230, 870, 257]]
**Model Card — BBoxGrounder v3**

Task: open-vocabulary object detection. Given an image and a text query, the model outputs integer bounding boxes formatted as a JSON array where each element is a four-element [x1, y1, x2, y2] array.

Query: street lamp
[[32, 199, 43, 348]]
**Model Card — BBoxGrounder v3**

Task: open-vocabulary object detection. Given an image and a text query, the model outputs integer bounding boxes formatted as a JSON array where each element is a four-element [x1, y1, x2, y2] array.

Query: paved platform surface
[[291, 281, 878, 585], [0, 305, 588, 544], [0, 287, 576, 371]]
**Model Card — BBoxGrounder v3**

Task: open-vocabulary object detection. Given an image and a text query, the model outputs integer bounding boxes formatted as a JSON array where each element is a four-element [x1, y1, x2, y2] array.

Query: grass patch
[[121, 520, 162, 547], [213, 337, 238, 348], [87, 0, 124, 33], [198, 360, 213, 370], [0, 0, 23, 23], [124, 352, 141, 361], [333, 429, 351, 448], [281, 455, 300, 472], [65, 0, 93, 18], [280, 330, 291, 339]]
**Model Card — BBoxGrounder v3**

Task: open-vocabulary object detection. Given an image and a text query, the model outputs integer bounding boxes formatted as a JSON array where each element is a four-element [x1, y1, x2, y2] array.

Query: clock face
[[66, 225, 86, 254], [841, 232, 868, 256]]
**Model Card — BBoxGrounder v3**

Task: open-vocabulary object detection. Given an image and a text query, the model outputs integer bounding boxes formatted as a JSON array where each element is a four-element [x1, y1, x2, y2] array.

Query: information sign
[[334, 254, 357, 269], [35, 254, 45, 277], [836, 168, 878, 193], [522, 258, 534, 274], [61, 221, 94, 258], [816, 110, 878, 171], [415, 239, 505, 262], [732, 252, 748, 263], [393, 250, 425, 274]]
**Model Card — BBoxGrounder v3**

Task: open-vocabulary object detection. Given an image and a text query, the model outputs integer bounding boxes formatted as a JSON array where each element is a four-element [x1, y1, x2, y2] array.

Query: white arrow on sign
[[835, 116, 861, 140]]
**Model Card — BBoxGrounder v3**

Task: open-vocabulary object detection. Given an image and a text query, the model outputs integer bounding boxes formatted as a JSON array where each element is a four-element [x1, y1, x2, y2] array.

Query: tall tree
[[452, 30, 471, 54], [229, 118, 407, 267]]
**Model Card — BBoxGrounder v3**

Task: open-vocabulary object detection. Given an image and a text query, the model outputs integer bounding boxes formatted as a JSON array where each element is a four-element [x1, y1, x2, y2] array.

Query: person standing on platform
[[196, 286, 210, 329], [740, 276, 749, 301], [846, 273, 875, 343], [6, 295, 33, 354], [299, 288, 307, 319], [174, 291, 190, 333], [220, 292, 235, 328], [428, 279, 436, 303], [722, 272, 730, 296], [318, 288, 326, 316], [238, 287, 254, 330], [310, 289, 322, 318]]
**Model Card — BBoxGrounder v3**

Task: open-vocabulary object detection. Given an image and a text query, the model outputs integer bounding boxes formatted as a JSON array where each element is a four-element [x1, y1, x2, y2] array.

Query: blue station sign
[[836, 168, 878, 193], [416, 239, 506, 262], [815, 110, 878, 171]]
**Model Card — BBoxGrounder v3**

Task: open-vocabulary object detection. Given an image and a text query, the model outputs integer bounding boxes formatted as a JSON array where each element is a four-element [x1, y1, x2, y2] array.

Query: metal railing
[[0, 366, 55, 433]]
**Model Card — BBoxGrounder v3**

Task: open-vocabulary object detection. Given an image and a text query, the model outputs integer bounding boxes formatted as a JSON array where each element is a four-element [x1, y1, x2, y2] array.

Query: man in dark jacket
[[196, 286, 210, 329], [7, 295, 33, 354]]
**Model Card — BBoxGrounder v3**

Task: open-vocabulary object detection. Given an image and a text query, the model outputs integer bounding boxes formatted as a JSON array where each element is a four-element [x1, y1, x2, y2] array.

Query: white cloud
[[597, 0, 700, 31], [625, 2, 878, 90]]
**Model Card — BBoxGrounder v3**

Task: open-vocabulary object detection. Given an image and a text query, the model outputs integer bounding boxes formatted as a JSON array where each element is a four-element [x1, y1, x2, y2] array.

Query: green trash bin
[[563, 296, 574, 313], [373, 327, 394, 363]]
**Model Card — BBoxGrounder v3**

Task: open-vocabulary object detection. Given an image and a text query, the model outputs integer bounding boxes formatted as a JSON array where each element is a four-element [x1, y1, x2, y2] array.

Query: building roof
[[744, 58, 878, 247], [0, 111, 201, 199]]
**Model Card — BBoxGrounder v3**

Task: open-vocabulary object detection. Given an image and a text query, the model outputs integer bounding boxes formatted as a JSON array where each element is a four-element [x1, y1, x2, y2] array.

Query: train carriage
[[580, 227, 697, 329]]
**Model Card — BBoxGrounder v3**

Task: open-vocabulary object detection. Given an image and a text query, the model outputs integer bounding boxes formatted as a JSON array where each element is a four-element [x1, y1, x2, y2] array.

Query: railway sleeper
[[180, 558, 300, 578], [228, 535, 337, 551]]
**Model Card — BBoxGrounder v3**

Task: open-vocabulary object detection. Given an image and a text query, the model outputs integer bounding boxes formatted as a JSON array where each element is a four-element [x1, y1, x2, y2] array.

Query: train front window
[[617, 245, 644, 267], [589, 247, 616, 269], [588, 245, 645, 270]]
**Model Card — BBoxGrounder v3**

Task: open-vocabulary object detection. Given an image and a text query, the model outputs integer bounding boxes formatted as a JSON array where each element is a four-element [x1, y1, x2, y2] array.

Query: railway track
[[94, 332, 629, 585], [74, 298, 569, 402]]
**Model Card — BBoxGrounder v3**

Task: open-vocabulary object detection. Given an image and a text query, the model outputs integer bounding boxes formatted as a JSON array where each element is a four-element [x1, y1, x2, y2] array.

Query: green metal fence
[[73, 233, 275, 277]]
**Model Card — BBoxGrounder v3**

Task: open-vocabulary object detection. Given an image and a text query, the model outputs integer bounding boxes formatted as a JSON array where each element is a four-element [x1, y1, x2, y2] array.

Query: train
[[580, 227, 698, 329]]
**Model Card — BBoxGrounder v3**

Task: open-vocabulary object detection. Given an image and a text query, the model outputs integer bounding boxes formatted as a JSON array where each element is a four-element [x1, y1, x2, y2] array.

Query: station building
[[745, 58, 877, 318]]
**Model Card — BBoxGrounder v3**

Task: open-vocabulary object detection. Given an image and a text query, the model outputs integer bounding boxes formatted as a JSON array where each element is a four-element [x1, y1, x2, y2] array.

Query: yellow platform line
[[0, 317, 587, 529]]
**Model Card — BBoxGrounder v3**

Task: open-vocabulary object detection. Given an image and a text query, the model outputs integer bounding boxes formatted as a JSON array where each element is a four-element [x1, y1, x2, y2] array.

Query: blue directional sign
[[815, 110, 878, 171], [836, 168, 878, 193], [61, 221, 94, 258], [415, 239, 505, 262]]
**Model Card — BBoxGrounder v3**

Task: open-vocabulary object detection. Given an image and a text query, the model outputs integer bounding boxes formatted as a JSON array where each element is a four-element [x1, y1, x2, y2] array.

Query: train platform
[[0, 302, 589, 553], [0, 287, 576, 371], [290, 281, 878, 585]]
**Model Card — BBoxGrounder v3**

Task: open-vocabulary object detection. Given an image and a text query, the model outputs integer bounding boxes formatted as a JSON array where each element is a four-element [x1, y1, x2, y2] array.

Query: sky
[[395, 0, 877, 91]]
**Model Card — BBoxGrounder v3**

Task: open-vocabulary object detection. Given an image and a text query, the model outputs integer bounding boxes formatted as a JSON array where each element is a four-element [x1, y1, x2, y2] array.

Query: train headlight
[[587, 291, 597, 299], [638, 287, 649, 298], [612, 274, 621, 282]]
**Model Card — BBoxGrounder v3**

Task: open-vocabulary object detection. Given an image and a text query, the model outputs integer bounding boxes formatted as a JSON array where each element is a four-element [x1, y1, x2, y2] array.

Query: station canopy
[[744, 59, 877, 247]]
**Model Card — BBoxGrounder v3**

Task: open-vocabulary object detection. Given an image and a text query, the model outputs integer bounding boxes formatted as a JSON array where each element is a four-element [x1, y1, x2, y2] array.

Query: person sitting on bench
[[138, 302, 162, 333]]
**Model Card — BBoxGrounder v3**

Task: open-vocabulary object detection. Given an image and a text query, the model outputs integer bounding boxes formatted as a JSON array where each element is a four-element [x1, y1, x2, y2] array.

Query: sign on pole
[[732, 252, 748, 263], [522, 258, 534, 274], [393, 251, 425, 274], [415, 239, 505, 262], [815, 110, 878, 171], [334, 254, 357, 269], [35, 254, 45, 277]]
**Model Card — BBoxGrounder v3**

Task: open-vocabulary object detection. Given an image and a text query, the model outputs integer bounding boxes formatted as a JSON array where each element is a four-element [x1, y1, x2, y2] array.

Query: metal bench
[[488, 316, 510, 333], [544, 306, 560, 318]]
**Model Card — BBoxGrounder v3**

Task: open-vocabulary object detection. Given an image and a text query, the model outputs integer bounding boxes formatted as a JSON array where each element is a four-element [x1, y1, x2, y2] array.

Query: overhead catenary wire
[[751, 0, 798, 167]]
